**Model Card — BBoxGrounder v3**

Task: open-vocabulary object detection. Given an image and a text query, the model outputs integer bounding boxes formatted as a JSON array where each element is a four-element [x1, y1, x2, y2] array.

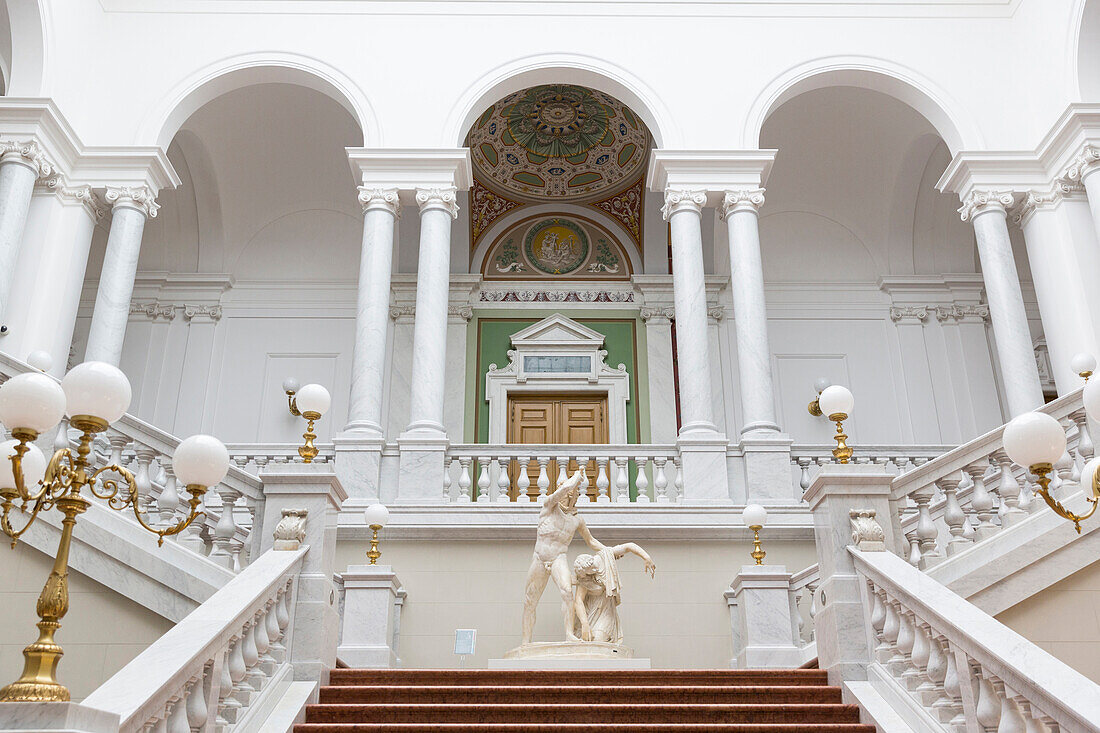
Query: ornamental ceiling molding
[[469, 179, 524, 247], [1010, 180, 1087, 227], [35, 173, 106, 221], [587, 173, 644, 248], [467, 84, 651, 204], [481, 211, 633, 281]]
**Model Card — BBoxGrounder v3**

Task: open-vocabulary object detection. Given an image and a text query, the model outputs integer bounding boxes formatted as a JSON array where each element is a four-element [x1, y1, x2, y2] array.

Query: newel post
[[803, 464, 896, 683], [258, 464, 347, 696]]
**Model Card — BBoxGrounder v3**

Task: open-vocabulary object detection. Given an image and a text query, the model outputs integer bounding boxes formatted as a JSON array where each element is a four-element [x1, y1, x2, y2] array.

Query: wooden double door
[[506, 393, 609, 501]]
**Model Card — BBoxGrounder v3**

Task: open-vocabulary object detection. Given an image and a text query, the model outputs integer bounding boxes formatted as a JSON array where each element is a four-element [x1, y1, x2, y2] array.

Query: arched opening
[[1078, 0, 1100, 100], [0, 0, 46, 96], [79, 81, 365, 443], [756, 85, 1023, 446]]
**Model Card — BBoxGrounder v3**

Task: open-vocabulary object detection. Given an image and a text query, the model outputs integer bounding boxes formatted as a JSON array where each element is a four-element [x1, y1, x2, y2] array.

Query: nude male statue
[[521, 469, 605, 645]]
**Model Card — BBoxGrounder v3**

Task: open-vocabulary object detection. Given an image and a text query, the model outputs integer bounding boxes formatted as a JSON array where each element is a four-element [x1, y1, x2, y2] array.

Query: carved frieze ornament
[[273, 509, 308, 550], [849, 509, 886, 551]]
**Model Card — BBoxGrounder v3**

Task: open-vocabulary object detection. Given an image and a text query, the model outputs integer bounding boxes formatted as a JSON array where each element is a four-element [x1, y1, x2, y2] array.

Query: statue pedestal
[[489, 641, 651, 669]]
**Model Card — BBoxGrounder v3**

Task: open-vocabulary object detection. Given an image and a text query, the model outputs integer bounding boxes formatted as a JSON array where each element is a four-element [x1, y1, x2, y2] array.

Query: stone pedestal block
[[727, 564, 803, 668], [676, 434, 730, 503], [338, 564, 404, 668], [739, 433, 795, 504]]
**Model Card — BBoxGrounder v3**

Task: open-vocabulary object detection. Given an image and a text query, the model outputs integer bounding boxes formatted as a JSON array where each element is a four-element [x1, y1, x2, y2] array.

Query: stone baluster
[[868, 589, 887, 656], [457, 457, 472, 503], [185, 671, 209, 732], [993, 450, 1028, 526], [1071, 408, 1094, 465], [476, 456, 491, 503], [880, 598, 900, 663], [905, 530, 922, 567], [920, 625, 948, 706], [255, 606, 274, 674], [975, 667, 1002, 731], [267, 597, 285, 664], [221, 637, 245, 724], [654, 457, 669, 504], [442, 458, 453, 502], [673, 457, 683, 503], [807, 580, 818, 641], [133, 444, 155, 515], [210, 488, 241, 569], [536, 456, 550, 502], [107, 434, 128, 469], [939, 639, 967, 730], [516, 456, 531, 502], [992, 679, 1027, 733], [906, 615, 930, 690], [496, 456, 512, 503], [939, 476, 970, 555], [967, 461, 998, 540], [893, 606, 916, 678], [797, 457, 812, 491], [595, 457, 610, 503], [635, 458, 650, 502], [556, 456, 568, 494], [245, 616, 268, 692], [157, 464, 179, 529], [911, 487, 941, 568], [232, 622, 258, 703], [614, 457, 629, 503], [1011, 696, 1052, 733], [577, 456, 590, 502]]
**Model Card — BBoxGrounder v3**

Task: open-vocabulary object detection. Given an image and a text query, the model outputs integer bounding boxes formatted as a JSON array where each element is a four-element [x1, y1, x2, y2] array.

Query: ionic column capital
[[1060, 144, 1100, 183], [957, 189, 1014, 222], [105, 185, 160, 218], [640, 306, 675, 324], [1010, 181, 1086, 227], [0, 138, 55, 179], [660, 188, 706, 220], [718, 188, 766, 219], [415, 186, 459, 219], [357, 186, 401, 217]]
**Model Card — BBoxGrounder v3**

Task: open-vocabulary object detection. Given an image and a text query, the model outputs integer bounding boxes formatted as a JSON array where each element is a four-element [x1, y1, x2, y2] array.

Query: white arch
[[443, 52, 680, 149], [743, 56, 982, 154], [136, 51, 380, 148], [3, 0, 48, 96]]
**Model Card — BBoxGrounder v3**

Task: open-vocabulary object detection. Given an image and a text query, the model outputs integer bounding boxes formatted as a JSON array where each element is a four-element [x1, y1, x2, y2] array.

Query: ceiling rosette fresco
[[468, 84, 650, 202]]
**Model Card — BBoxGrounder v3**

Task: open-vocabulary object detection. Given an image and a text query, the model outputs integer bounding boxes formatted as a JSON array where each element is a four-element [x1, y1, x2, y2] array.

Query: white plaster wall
[[0, 543, 172, 702], [997, 558, 1100, 684], [336, 538, 818, 668]]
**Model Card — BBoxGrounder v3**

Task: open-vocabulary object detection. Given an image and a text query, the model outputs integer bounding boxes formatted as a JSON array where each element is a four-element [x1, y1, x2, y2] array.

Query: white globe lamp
[[364, 503, 390, 565], [173, 434, 230, 489], [0, 372, 66, 438], [26, 351, 52, 373], [1003, 411, 1066, 471], [295, 384, 330, 419], [1072, 352, 1097, 381], [0, 440, 47, 495], [742, 503, 768, 565], [61, 361, 132, 430]]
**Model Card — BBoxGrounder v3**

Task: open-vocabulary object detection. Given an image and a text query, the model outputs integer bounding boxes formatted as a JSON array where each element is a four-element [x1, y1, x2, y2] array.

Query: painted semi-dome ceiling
[[468, 84, 650, 202]]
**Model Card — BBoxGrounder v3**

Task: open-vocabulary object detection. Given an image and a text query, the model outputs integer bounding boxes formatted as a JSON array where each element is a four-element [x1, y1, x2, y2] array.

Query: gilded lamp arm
[[89, 464, 207, 546]]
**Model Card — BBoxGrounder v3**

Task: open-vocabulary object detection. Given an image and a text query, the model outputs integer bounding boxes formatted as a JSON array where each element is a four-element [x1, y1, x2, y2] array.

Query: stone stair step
[[294, 724, 876, 732], [326, 669, 830, 686], [303, 703, 864, 724], [318, 684, 843, 705]]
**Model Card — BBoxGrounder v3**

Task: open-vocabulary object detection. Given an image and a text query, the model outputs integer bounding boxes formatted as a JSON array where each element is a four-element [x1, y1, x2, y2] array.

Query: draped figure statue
[[572, 543, 656, 644]]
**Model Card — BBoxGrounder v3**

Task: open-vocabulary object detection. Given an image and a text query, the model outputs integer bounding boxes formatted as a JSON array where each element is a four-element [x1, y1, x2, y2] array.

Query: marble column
[[0, 140, 53, 329], [640, 306, 678, 443], [959, 190, 1044, 417], [662, 189, 718, 435], [85, 186, 159, 366], [336, 188, 401, 502], [3, 182, 102, 374], [1064, 145, 1100, 247], [397, 187, 458, 502], [662, 189, 728, 502], [719, 189, 779, 434], [345, 188, 400, 436], [1016, 185, 1100, 395]]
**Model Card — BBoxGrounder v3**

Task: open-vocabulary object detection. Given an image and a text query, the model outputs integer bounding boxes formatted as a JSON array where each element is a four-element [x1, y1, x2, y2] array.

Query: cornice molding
[[1010, 180, 1087, 227], [357, 186, 401, 217], [346, 147, 473, 192], [889, 303, 989, 324], [957, 189, 1014, 222], [648, 150, 776, 206], [660, 188, 706, 220], [36, 174, 107, 221], [718, 188, 766, 219], [105, 185, 161, 218], [415, 186, 459, 219]]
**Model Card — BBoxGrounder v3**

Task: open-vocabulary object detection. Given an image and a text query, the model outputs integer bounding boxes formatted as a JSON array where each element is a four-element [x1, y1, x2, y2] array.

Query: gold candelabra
[[830, 413, 853, 464], [0, 421, 212, 702], [367, 524, 383, 565]]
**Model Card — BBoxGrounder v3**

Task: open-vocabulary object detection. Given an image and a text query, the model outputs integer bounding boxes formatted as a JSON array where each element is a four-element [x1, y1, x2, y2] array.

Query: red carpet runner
[[294, 669, 874, 731]]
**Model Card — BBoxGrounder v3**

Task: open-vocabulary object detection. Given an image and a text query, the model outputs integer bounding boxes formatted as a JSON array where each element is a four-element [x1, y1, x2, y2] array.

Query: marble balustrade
[[887, 387, 1090, 570], [81, 547, 304, 733], [851, 547, 1100, 733], [791, 444, 953, 493], [443, 443, 682, 503]]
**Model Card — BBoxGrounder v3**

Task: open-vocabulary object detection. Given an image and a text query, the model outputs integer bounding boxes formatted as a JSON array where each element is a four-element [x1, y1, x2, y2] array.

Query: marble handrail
[[83, 547, 306, 733], [444, 443, 681, 503], [226, 443, 336, 474], [852, 546, 1100, 733], [791, 444, 952, 492]]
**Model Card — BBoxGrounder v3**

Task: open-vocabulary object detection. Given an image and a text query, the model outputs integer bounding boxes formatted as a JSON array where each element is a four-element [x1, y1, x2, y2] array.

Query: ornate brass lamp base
[[749, 525, 765, 565], [367, 524, 382, 565], [298, 411, 321, 463], [830, 414, 853, 464]]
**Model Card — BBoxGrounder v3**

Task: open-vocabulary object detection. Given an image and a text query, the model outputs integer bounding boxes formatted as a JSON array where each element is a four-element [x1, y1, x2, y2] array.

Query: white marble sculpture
[[573, 543, 655, 644], [521, 469, 604, 644]]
